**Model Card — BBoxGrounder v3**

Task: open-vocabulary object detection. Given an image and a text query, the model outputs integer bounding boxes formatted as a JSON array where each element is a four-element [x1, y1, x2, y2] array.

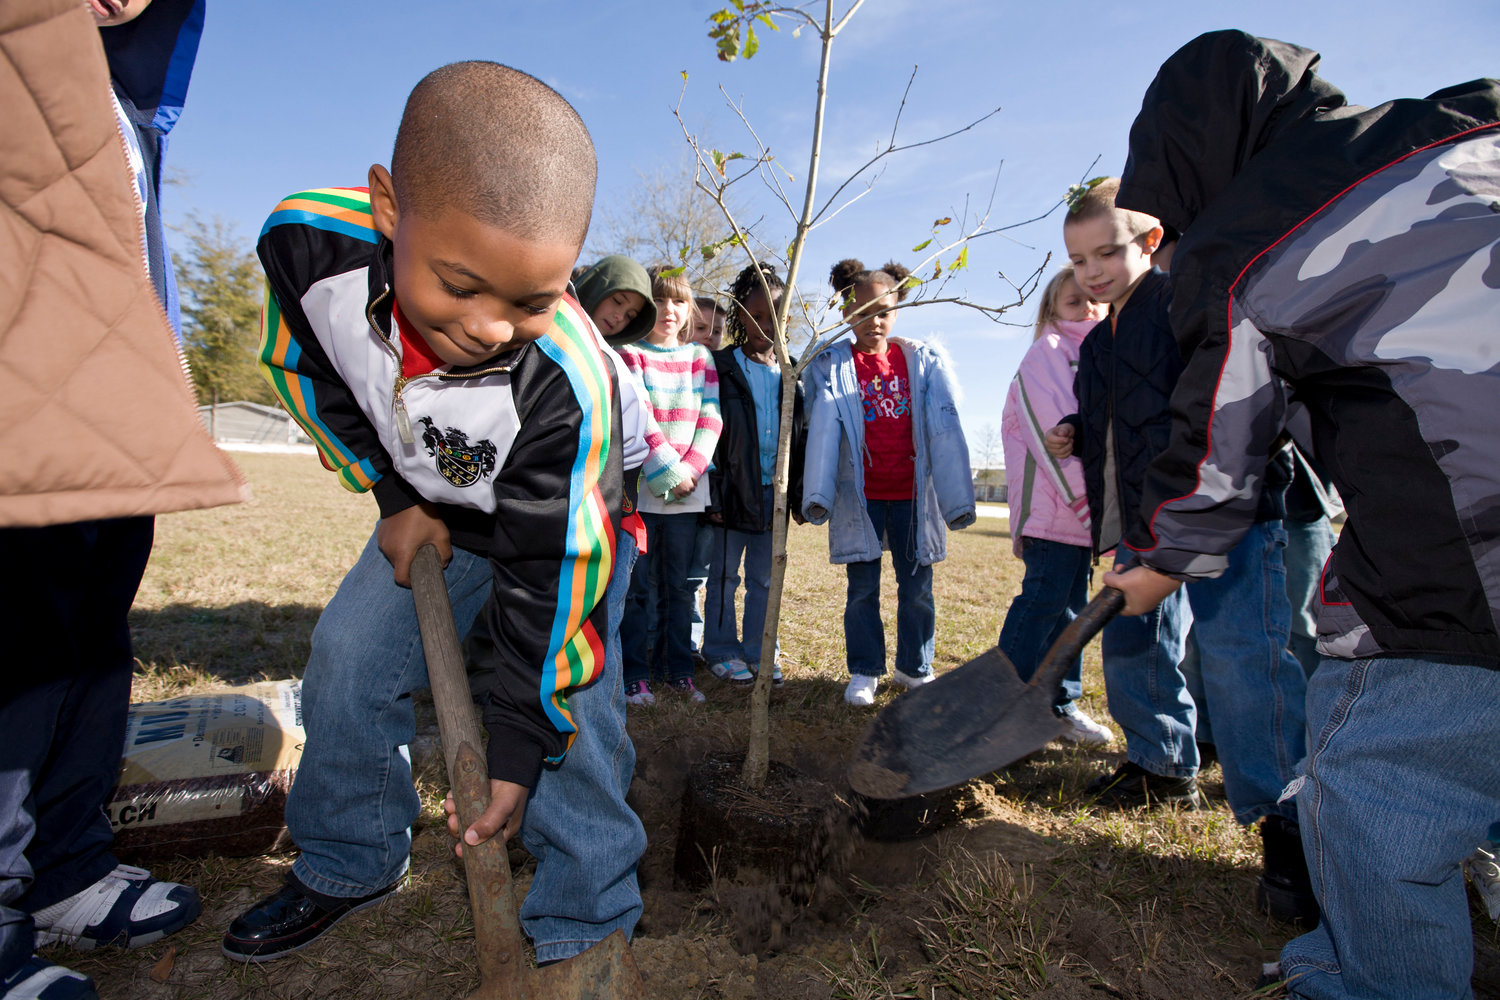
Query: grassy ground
[[65, 452, 1500, 999]]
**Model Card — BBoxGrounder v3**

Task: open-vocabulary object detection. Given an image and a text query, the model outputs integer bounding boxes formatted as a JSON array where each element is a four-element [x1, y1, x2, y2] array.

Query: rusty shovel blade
[[848, 587, 1125, 798]]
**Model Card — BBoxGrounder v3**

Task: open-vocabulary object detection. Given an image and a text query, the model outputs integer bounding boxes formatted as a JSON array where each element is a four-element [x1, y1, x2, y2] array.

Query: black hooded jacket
[[1117, 29, 1500, 663]]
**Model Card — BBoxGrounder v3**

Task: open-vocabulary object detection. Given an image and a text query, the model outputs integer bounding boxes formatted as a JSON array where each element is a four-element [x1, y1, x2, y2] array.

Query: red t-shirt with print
[[854, 347, 915, 500]]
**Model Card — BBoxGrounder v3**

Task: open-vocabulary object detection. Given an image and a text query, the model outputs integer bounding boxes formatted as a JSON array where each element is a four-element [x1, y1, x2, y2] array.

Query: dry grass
[[63, 452, 1498, 999]]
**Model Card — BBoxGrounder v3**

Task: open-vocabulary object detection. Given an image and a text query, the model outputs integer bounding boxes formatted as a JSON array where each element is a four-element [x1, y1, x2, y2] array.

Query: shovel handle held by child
[[410, 544, 527, 992]]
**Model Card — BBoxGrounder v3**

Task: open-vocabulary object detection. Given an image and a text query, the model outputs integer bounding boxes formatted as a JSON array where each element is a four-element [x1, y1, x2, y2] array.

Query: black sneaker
[[1257, 814, 1320, 925], [221, 877, 401, 963], [1086, 760, 1202, 809]]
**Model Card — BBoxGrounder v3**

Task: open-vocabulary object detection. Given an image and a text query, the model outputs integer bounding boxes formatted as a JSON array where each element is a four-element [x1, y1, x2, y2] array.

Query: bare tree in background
[[972, 422, 1003, 487], [586, 158, 749, 296]]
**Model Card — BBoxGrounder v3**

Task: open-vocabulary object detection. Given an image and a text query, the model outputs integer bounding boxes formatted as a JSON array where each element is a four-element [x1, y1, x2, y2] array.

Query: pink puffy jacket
[[1000, 320, 1093, 556]]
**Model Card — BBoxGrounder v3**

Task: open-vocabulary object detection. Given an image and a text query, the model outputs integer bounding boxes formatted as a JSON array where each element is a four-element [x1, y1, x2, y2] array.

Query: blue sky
[[165, 1, 1499, 456]]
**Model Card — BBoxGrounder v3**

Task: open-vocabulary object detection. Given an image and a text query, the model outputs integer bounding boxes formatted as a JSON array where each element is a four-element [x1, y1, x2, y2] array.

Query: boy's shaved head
[[391, 61, 595, 246], [1065, 177, 1157, 239]]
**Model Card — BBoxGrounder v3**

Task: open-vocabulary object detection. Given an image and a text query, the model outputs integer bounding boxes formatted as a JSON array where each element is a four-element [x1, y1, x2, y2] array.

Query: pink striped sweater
[[617, 341, 722, 506]]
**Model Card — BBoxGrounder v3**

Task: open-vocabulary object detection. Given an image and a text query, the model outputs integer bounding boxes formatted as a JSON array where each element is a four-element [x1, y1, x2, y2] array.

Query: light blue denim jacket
[[800, 337, 976, 565]]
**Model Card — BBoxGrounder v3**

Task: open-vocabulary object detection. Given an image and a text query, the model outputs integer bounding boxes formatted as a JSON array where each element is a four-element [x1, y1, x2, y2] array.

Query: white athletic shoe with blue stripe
[[31, 865, 201, 950], [1, 957, 96, 1000]]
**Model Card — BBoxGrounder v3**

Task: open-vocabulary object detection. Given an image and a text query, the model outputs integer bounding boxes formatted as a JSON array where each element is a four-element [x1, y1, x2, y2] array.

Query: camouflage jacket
[[1119, 30, 1500, 665]]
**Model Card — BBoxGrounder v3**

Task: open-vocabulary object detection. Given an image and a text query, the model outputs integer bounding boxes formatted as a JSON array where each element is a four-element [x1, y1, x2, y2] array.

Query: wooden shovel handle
[[1030, 586, 1126, 695], [409, 544, 525, 989]]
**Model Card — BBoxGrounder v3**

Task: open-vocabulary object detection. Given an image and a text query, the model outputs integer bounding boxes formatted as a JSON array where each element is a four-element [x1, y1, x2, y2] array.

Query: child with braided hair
[[801, 259, 975, 706]]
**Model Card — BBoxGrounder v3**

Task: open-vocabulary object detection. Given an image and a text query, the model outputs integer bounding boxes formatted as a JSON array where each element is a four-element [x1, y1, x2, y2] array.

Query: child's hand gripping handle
[[409, 544, 525, 990]]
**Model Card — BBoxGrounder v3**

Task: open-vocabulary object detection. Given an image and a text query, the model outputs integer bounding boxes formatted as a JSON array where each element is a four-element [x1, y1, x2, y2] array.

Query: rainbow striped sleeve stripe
[[256, 282, 378, 493], [259, 187, 377, 243], [532, 299, 618, 756], [255, 188, 380, 493]]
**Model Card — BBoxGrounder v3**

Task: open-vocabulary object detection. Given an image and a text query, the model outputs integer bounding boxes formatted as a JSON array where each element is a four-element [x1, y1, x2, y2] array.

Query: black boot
[[1256, 814, 1319, 925]]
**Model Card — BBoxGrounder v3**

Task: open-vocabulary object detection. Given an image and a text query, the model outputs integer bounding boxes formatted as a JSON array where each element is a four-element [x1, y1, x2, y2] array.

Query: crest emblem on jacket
[[419, 417, 497, 488]]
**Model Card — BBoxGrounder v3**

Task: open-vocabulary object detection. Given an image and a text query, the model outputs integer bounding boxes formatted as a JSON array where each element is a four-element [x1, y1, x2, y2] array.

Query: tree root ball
[[673, 752, 828, 890]]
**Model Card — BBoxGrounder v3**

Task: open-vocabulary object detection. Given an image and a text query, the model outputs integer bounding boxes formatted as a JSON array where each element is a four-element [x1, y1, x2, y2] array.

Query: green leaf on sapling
[[911, 238, 932, 252], [744, 24, 759, 58], [947, 245, 969, 272]]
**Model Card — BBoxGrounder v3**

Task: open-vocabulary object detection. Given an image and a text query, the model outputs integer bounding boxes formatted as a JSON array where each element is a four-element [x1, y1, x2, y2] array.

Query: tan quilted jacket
[[0, 0, 246, 527]]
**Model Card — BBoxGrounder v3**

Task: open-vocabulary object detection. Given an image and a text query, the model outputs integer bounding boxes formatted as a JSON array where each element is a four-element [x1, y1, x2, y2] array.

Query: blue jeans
[[845, 500, 934, 678], [688, 521, 713, 654], [997, 537, 1091, 711], [1281, 655, 1500, 1000], [621, 512, 699, 685], [1285, 516, 1335, 678], [603, 529, 638, 698], [1101, 585, 1196, 777], [285, 531, 643, 962], [1178, 628, 1212, 744], [702, 487, 776, 668], [1185, 521, 1306, 825]]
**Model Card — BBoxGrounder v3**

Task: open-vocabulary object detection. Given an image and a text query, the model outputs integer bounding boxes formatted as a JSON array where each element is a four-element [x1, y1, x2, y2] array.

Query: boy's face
[[591, 290, 646, 339], [1064, 214, 1162, 308], [369, 166, 577, 367]]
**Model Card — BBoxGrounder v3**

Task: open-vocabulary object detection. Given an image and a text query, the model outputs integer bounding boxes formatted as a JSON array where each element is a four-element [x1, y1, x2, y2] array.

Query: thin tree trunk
[[740, 0, 838, 791]]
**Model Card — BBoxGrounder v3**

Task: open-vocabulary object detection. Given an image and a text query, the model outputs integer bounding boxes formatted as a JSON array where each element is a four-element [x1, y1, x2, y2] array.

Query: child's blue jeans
[[997, 536, 1091, 711], [284, 530, 644, 963], [703, 486, 777, 668], [1101, 585, 1196, 777], [621, 511, 699, 685], [845, 499, 934, 678], [1281, 653, 1500, 1000], [1185, 520, 1306, 825]]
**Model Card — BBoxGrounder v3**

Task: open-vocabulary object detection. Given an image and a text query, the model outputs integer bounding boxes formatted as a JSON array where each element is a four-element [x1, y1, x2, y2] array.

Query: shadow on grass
[[129, 601, 324, 687]]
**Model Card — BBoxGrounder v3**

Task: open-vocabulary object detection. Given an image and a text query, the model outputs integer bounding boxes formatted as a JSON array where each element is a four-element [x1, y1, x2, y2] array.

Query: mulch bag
[[108, 680, 304, 861]]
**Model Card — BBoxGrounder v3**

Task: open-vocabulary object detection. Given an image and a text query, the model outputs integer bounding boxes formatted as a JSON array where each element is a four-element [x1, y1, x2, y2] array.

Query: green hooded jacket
[[573, 255, 656, 347]]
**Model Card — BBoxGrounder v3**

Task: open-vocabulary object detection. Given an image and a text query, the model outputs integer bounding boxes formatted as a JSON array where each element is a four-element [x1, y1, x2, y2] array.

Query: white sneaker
[[890, 669, 934, 690], [1466, 843, 1500, 920], [709, 659, 754, 684], [32, 865, 201, 950], [1057, 704, 1114, 746], [2, 957, 96, 1000], [844, 675, 879, 706]]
